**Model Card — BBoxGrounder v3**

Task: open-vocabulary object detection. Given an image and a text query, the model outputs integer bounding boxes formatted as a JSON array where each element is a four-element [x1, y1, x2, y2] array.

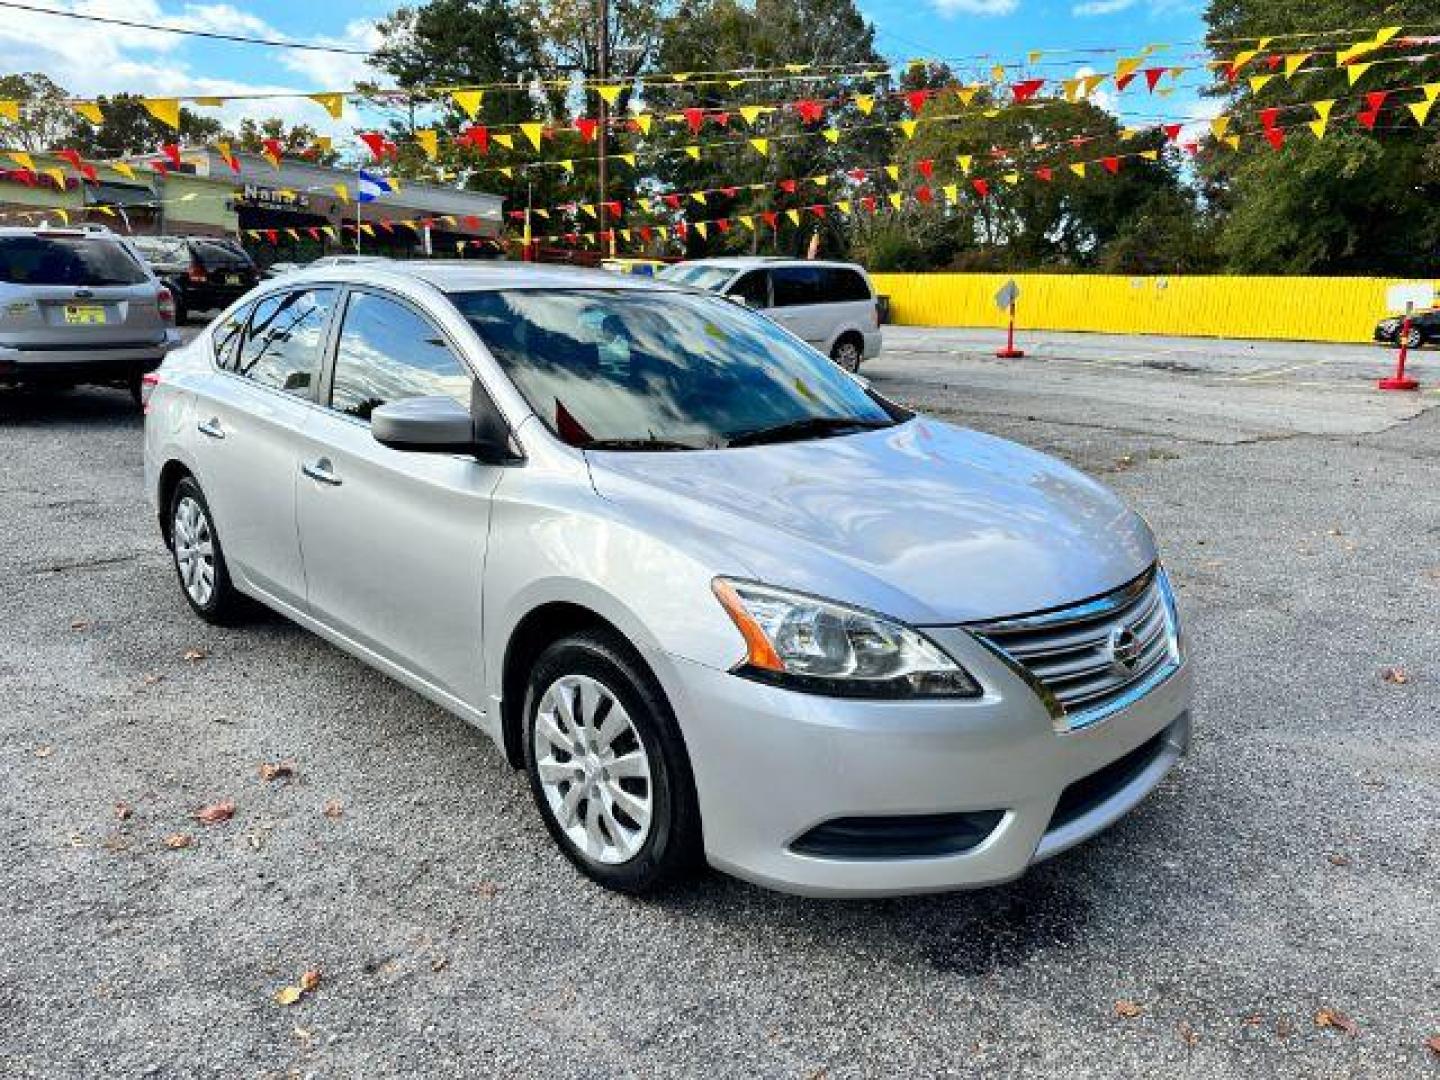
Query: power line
[[0, 0, 373, 55]]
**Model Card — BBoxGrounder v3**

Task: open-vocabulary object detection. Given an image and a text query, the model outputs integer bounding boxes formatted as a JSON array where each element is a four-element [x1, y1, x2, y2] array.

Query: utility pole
[[596, 0, 610, 258]]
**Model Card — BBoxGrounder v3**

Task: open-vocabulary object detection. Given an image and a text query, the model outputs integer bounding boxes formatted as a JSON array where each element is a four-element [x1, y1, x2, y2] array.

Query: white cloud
[[1072, 0, 1138, 14], [930, 0, 1019, 17]]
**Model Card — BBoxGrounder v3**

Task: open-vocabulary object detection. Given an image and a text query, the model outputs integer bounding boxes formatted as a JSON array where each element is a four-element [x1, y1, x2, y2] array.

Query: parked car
[[601, 257, 667, 277], [0, 225, 179, 402], [660, 257, 882, 371], [130, 235, 259, 324], [1374, 308, 1439, 349], [143, 263, 1191, 897]]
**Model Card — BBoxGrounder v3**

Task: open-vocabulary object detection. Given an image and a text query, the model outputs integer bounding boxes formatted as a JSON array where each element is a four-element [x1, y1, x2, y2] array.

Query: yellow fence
[[870, 273, 1437, 343]]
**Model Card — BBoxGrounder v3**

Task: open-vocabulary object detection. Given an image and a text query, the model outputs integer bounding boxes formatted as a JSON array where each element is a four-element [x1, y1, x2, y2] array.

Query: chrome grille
[[970, 567, 1180, 732]]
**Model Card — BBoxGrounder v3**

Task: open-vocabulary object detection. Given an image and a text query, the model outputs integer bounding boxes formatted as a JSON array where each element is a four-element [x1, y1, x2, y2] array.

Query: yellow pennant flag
[[359, 223, 376, 238], [73, 101, 103, 124], [43, 166, 66, 188], [738, 105, 765, 126], [785, 209, 800, 226], [852, 94, 875, 115], [496, 165, 513, 178], [823, 127, 839, 143], [1139, 149, 1159, 161], [670, 72, 691, 83], [580, 204, 597, 219], [1409, 98, 1436, 126], [1069, 162, 1086, 178], [836, 199, 851, 215], [1115, 56, 1143, 82], [726, 79, 745, 90], [112, 161, 136, 180], [884, 164, 900, 181], [53, 208, 70, 224], [1249, 74, 1274, 93], [811, 175, 829, 187], [898, 120, 918, 139], [519, 123, 544, 150], [595, 84, 623, 106], [332, 183, 350, 204], [690, 191, 707, 205], [1062, 78, 1082, 103], [309, 93, 344, 119], [887, 192, 903, 209], [957, 154, 973, 173], [557, 159, 574, 175], [1210, 115, 1231, 140], [616, 152, 636, 167], [1283, 52, 1310, 77], [693, 222, 708, 240], [1003, 172, 1020, 185], [784, 63, 809, 74], [0, 100, 19, 121], [1225, 133, 1241, 150], [491, 132, 514, 149], [8, 151, 34, 171], [748, 137, 769, 156], [1230, 48, 1258, 72], [619, 229, 631, 242], [1346, 62, 1373, 86], [93, 204, 115, 217], [990, 64, 1005, 83], [1081, 74, 1107, 97], [738, 215, 754, 230], [417, 129, 439, 159], [942, 184, 957, 202], [1120, 127, 1138, 141], [1423, 83, 1440, 102], [1311, 99, 1335, 122], [142, 98, 180, 129], [684, 145, 700, 160], [1374, 26, 1401, 46], [1307, 119, 1327, 140], [452, 90, 484, 119], [286, 228, 300, 241], [957, 86, 979, 107], [1028, 49, 1044, 64]]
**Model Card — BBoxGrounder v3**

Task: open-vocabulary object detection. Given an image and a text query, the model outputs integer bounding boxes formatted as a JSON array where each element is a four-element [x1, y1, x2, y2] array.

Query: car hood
[[585, 418, 1156, 625]]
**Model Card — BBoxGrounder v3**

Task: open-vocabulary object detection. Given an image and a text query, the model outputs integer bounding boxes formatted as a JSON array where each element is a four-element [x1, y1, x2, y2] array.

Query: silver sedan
[[143, 262, 1192, 897]]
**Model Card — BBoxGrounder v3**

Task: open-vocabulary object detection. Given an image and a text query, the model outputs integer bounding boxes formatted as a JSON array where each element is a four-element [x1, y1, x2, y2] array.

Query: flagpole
[[355, 168, 362, 254]]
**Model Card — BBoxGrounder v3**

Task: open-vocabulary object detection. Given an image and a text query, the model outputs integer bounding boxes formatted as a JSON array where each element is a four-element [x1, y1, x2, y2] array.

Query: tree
[[75, 94, 223, 158], [0, 73, 81, 152], [227, 117, 340, 165]]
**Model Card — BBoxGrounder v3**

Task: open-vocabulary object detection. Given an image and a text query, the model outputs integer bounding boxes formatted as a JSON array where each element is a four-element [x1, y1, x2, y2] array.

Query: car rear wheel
[[522, 631, 701, 893], [831, 335, 863, 373], [169, 477, 243, 624], [1403, 326, 1424, 349]]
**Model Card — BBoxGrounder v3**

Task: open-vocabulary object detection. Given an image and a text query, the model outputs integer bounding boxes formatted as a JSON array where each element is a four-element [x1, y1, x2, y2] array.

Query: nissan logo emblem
[[1107, 627, 1142, 675]]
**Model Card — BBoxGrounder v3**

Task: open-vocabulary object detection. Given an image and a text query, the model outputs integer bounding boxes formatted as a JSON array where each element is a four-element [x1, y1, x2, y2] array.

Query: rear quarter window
[[0, 235, 148, 286], [820, 267, 872, 303]]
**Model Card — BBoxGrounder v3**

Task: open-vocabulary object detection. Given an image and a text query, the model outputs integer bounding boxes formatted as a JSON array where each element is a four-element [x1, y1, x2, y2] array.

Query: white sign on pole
[[1385, 282, 1434, 313], [994, 279, 1020, 311]]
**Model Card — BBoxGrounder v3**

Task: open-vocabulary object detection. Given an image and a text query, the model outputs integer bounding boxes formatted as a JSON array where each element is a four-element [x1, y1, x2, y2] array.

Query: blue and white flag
[[357, 170, 393, 204]]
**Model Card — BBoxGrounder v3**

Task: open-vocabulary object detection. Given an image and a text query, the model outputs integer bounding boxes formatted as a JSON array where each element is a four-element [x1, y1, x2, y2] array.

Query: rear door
[[0, 233, 165, 347], [767, 265, 831, 345], [296, 287, 500, 706], [187, 287, 336, 608]]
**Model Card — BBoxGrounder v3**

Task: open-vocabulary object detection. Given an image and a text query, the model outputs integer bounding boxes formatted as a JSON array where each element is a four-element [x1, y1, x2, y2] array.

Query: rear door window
[[191, 240, 254, 270], [235, 288, 336, 398], [820, 267, 872, 302], [770, 265, 825, 308], [0, 235, 148, 286], [728, 269, 770, 307]]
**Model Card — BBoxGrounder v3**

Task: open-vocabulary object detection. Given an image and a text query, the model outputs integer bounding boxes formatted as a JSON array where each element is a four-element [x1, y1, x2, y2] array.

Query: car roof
[[665, 256, 868, 272], [280, 259, 683, 294]]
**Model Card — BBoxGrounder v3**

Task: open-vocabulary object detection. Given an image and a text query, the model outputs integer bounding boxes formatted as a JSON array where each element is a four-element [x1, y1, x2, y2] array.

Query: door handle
[[196, 418, 225, 440], [302, 458, 342, 486]]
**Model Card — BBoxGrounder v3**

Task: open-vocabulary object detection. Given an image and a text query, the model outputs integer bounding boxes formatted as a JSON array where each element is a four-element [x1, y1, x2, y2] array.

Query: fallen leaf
[[246, 832, 265, 851], [1315, 1008, 1359, 1037], [140, 673, 164, 687], [1115, 1000, 1144, 1019], [70, 618, 91, 631], [114, 801, 132, 821], [1380, 666, 1410, 685], [1326, 852, 1351, 867], [1425, 1034, 1440, 1056], [34, 745, 53, 759], [163, 832, 192, 850], [431, 955, 449, 972], [102, 833, 130, 853], [322, 800, 343, 819], [1177, 1021, 1199, 1047], [299, 969, 321, 993], [259, 761, 296, 782], [472, 881, 499, 899], [274, 985, 303, 1006], [193, 799, 236, 825], [182, 648, 208, 662]]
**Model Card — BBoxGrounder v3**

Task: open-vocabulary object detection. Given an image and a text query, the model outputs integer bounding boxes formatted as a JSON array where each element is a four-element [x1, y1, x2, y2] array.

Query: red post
[[1378, 309, 1419, 391], [996, 300, 1025, 359]]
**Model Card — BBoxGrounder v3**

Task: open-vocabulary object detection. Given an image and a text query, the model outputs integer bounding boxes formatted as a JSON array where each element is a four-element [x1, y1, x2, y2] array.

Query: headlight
[[712, 579, 981, 698]]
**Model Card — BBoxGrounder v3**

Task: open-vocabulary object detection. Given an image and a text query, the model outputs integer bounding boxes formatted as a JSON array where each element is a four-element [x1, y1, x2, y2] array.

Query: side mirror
[[371, 394, 518, 464]]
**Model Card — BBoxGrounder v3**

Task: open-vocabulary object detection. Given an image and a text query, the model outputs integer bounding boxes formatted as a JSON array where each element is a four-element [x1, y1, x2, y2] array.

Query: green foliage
[[228, 118, 340, 166], [0, 73, 80, 152], [74, 94, 223, 158]]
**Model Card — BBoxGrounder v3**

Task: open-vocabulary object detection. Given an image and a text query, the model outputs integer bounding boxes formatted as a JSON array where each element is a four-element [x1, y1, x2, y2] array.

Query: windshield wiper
[[726, 416, 892, 448], [582, 437, 706, 452]]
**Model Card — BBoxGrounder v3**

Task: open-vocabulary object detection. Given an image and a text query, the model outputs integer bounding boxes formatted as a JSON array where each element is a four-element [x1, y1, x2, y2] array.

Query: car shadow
[[0, 386, 141, 425]]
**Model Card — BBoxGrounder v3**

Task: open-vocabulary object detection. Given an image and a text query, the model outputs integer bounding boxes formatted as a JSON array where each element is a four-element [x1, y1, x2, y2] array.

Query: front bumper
[[862, 329, 883, 358], [654, 631, 1192, 897], [0, 331, 181, 384]]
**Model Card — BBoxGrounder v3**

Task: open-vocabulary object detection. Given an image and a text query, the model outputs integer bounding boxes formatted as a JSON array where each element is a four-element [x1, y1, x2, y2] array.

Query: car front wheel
[[1403, 326, 1424, 349], [831, 336, 863, 373], [522, 630, 701, 893]]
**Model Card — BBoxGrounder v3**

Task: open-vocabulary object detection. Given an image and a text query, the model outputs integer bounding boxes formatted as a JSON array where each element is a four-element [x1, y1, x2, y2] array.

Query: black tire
[[1403, 326, 1424, 350], [831, 334, 864, 373], [522, 630, 702, 894], [168, 476, 244, 625]]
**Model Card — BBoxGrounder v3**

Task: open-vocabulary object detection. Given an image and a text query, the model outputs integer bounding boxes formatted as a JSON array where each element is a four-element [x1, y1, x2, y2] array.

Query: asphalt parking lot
[[3, 326, 1437, 1078]]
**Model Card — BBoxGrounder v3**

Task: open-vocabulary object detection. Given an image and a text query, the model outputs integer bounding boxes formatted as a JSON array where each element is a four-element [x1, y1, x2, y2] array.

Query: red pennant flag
[[847, 168, 867, 182], [638, 226, 653, 243], [914, 185, 933, 204], [307, 227, 320, 240], [575, 117, 599, 142], [263, 229, 278, 244], [713, 112, 730, 128], [379, 218, 394, 233], [1182, 141, 1200, 157], [359, 131, 396, 161], [917, 158, 934, 179], [605, 200, 622, 217], [459, 125, 490, 153], [1102, 156, 1120, 174], [904, 90, 929, 114], [1364, 90, 1389, 113], [1163, 123, 1183, 143], [161, 143, 182, 168], [859, 195, 877, 213], [716, 218, 731, 232], [1266, 53, 1282, 70], [721, 186, 738, 198], [262, 138, 284, 163], [1357, 110, 1379, 130], [149, 160, 169, 176], [463, 215, 480, 229], [1264, 127, 1285, 149], [1035, 166, 1053, 182], [1011, 78, 1044, 103], [80, 163, 97, 183], [796, 99, 825, 124], [777, 178, 798, 194], [508, 210, 525, 221], [663, 193, 682, 210], [57, 148, 84, 172], [1115, 72, 1137, 91], [760, 210, 778, 228], [1225, 63, 1242, 82], [972, 178, 990, 198], [683, 108, 705, 134], [808, 204, 827, 218], [1143, 67, 1166, 92], [1259, 107, 1280, 130], [675, 221, 688, 238]]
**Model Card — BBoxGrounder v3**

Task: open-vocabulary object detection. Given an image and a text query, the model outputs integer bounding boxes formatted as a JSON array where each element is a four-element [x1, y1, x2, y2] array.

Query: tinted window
[[658, 264, 737, 292], [728, 269, 769, 307], [821, 267, 871, 302], [191, 240, 253, 270], [330, 292, 472, 421], [452, 289, 891, 450], [212, 301, 254, 372], [235, 288, 334, 397], [770, 266, 824, 307], [0, 235, 147, 286]]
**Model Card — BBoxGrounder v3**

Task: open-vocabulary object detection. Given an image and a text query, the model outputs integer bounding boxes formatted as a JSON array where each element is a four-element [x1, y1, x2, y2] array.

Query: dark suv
[[131, 236, 259, 324], [1374, 308, 1438, 350]]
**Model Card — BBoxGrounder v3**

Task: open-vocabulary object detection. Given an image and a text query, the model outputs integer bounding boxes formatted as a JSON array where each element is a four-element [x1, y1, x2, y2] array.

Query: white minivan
[[660, 257, 882, 371]]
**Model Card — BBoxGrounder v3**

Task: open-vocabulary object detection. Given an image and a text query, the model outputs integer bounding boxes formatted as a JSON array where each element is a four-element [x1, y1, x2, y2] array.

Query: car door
[[296, 287, 502, 708], [725, 268, 771, 310], [188, 287, 336, 608], [767, 265, 830, 346]]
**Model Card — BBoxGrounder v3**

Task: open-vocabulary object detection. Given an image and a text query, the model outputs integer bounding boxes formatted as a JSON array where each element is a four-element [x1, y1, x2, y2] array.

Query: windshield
[[452, 288, 895, 450], [0, 235, 148, 286], [656, 264, 737, 292]]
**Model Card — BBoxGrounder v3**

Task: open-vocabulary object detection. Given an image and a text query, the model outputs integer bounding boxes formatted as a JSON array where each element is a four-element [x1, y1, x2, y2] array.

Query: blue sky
[[2, 0, 1215, 144]]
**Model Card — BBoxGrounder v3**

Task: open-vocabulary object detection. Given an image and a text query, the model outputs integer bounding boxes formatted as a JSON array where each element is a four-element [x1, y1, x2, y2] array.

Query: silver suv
[[0, 226, 180, 402]]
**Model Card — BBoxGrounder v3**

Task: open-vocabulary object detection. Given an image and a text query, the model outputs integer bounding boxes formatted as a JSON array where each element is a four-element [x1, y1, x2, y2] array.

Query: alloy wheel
[[532, 673, 654, 865], [173, 495, 216, 608], [834, 340, 862, 372]]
